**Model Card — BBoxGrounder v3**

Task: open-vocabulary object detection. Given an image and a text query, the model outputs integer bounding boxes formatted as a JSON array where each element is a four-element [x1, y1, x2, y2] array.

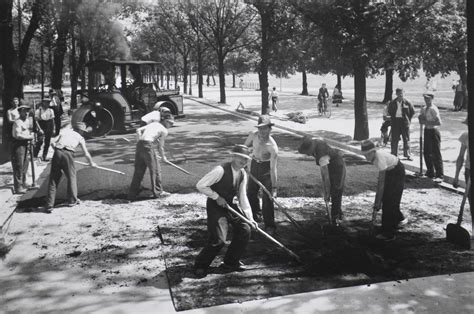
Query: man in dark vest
[[298, 136, 346, 225], [193, 145, 258, 278], [387, 88, 415, 160]]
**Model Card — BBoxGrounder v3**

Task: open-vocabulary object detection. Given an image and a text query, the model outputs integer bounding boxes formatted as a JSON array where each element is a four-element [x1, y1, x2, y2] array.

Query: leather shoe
[[37, 206, 52, 214]]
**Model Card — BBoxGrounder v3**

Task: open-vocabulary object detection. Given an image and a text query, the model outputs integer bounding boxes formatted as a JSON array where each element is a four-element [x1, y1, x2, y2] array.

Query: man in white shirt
[[11, 104, 34, 194], [128, 112, 174, 200], [37, 122, 96, 213], [419, 91, 443, 180], [194, 145, 258, 278], [361, 140, 407, 241], [34, 100, 55, 161]]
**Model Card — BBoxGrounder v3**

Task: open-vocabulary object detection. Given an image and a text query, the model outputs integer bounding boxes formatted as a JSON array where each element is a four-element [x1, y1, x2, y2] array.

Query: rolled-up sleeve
[[238, 171, 253, 220], [196, 166, 224, 200]]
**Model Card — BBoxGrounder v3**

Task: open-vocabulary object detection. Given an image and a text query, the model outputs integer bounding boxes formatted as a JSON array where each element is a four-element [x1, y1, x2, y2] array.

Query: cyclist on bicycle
[[318, 83, 330, 113]]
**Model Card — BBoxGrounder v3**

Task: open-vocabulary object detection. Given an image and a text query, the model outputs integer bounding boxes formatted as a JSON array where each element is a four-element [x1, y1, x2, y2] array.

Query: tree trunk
[[457, 60, 467, 109], [301, 69, 308, 95], [217, 50, 226, 104], [258, 6, 271, 115], [353, 61, 369, 141], [337, 74, 342, 91], [467, 0, 473, 206], [51, 28, 69, 90], [232, 73, 236, 88], [383, 67, 393, 103], [182, 57, 188, 94], [197, 48, 203, 98]]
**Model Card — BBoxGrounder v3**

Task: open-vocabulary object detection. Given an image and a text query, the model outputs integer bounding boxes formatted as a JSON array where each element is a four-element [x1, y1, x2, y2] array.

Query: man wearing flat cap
[[244, 115, 279, 235], [194, 144, 258, 278], [298, 136, 346, 225], [418, 91, 443, 181], [11, 103, 34, 194], [128, 112, 174, 200], [37, 122, 97, 213], [361, 140, 407, 241]]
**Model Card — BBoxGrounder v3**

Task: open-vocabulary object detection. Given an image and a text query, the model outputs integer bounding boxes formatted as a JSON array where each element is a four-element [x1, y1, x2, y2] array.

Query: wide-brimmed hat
[[141, 111, 161, 124], [17, 102, 30, 110], [423, 91, 435, 98], [361, 140, 377, 154], [230, 144, 251, 160], [255, 115, 274, 128]]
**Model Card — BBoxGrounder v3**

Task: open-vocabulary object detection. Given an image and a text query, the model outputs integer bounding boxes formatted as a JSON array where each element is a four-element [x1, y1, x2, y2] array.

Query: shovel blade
[[446, 223, 471, 250]]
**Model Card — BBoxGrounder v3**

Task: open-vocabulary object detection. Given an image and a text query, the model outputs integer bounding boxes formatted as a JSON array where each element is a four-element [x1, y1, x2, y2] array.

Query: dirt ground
[[2, 149, 473, 312]]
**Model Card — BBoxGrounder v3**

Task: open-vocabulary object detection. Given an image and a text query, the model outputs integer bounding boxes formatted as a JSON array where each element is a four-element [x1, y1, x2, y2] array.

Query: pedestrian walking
[[298, 137, 346, 225], [361, 140, 407, 241], [452, 80, 464, 111], [452, 118, 472, 238], [269, 87, 278, 112], [128, 112, 174, 200], [11, 103, 34, 194], [387, 88, 415, 160], [49, 89, 64, 136], [193, 144, 258, 278], [332, 84, 342, 107], [418, 91, 443, 180], [318, 83, 330, 113], [239, 78, 244, 91], [244, 115, 279, 235], [36, 122, 97, 213], [34, 100, 55, 161]]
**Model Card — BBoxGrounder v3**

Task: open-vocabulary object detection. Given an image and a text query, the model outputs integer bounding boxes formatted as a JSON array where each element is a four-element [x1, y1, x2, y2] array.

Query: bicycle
[[318, 97, 331, 118]]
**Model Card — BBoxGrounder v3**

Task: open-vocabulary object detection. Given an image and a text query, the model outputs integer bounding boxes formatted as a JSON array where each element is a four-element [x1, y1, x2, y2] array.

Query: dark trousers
[[328, 159, 346, 220], [248, 160, 275, 228], [46, 148, 77, 207], [53, 106, 63, 136], [465, 170, 473, 220], [391, 118, 411, 157], [271, 97, 278, 111], [11, 140, 30, 191], [381, 161, 405, 236], [423, 128, 443, 177], [194, 199, 251, 269], [128, 141, 162, 198], [34, 120, 54, 159]]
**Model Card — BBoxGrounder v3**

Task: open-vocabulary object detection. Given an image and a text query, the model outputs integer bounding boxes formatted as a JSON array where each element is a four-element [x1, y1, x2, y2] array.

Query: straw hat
[[361, 140, 377, 154], [423, 91, 435, 98], [230, 144, 251, 160], [255, 115, 274, 128]]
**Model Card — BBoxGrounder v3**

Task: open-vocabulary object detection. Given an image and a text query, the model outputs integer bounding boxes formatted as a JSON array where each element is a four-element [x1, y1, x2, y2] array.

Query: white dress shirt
[[196, 165, 253, 219], [138, 121, 168, 142]]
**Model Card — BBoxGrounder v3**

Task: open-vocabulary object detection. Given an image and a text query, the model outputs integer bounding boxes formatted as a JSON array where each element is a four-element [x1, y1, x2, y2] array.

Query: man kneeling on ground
[[193, 145, 258, 278]]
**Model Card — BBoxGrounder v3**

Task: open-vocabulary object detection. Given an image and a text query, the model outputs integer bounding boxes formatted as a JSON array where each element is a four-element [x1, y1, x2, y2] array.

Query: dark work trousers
[[391, 118, 411, 157], [423, 128, 443, 177], [46, 148, 78, 207], [11, 139, 30, 191], [381, 161, 405, 237], [34, 120, 55, 159], [194, 199, 251, 269], [53, 106, 63, 136], [328, 158, 346, 220], [464, 170, 472, 220], [128, 141, 162, 199], [248, 160, 275, 228]]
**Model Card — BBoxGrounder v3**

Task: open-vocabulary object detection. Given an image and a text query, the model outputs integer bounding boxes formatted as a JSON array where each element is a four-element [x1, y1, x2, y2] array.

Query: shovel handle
[[75, 161, 125, 175], [224, 204, 301, 262], [457, 178, 471, 225]]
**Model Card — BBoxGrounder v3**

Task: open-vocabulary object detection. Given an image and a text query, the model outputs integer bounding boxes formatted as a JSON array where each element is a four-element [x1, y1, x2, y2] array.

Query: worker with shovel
[[453, 118, 473, 239], [193, 145, 258, 278], [37, 122, 97, 213], [244, 115, 279, 236], [361, 140, 408, 241], [297, 136, 346, 226], [128, 111, 174, 200]]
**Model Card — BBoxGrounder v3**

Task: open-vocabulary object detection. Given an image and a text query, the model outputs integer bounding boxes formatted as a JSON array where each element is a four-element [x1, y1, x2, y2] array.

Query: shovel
[[224, 203, 301, 263], [446, 178, 471, 249], [419, 124, 423, 176]]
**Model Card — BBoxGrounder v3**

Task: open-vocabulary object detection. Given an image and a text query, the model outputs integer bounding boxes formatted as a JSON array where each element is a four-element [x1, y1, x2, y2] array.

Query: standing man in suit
[[387, 88, 415, 160]]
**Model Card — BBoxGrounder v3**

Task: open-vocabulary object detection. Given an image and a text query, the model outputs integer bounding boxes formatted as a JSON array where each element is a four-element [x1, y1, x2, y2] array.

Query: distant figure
[[7, 97, 20, 123], [269, 87, 278, 112], [11, 103, 34, 194], [318, 83, 330, 113], [332, 84, 342, 107], [387, 88, 415, 160], [34, 100, 55, 161], [418, 91, 443, 180], [49, 89, 64, 136], [239, 78, 244, 90], [452, 80, 464, 111]]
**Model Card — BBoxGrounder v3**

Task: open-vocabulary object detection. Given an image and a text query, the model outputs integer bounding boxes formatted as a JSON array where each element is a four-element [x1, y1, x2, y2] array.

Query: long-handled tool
[[224, 203, 301, 263], [246, 172, 303, 230], [446, 178, 471, 249], [155, 153, 193, 175], [419, 124, 424, 176], [75, 161, 125, 175], [370, 205, 378, 235], [324, 200, 332, 225]]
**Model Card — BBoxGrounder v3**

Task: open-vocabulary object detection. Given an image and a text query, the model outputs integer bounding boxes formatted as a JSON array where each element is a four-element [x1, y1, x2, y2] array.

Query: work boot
[[220, 261, 246, 272]]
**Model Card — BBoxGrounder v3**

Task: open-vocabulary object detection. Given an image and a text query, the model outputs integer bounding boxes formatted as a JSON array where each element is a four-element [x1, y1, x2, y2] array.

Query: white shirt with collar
[[138, 121, 168, 143]]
